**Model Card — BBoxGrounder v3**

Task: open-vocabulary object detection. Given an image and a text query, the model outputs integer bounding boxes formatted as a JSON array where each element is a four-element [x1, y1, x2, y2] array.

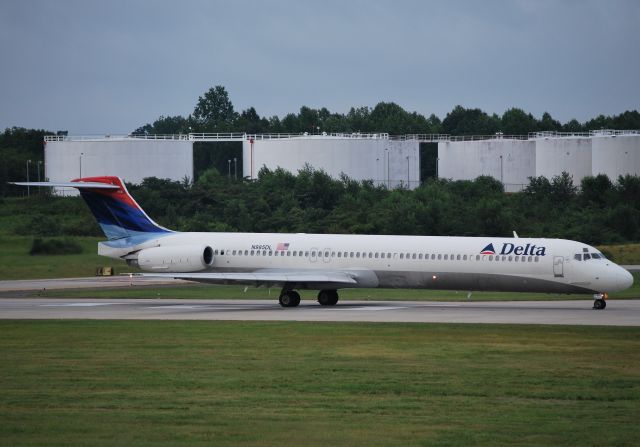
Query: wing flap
[[140, 271, 359, 287]]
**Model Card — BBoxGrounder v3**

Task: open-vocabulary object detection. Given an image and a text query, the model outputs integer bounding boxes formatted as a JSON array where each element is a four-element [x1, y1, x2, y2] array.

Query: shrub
[[29, 238, 83, 255]]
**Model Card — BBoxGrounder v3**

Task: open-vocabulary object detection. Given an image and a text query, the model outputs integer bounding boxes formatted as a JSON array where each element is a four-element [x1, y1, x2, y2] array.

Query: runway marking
[[146, 305, 216, 310], [40, 302, 121, 307], [339, 306, 408, 311]]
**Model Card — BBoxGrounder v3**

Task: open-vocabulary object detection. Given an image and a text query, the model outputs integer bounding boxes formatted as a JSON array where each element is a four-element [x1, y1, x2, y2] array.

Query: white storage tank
[[438, 139, 535, 192], [591, 134, 640, 181], [534, 137, 592, 184], [242, 135, 420, 189], [45, 137, 193, 196]]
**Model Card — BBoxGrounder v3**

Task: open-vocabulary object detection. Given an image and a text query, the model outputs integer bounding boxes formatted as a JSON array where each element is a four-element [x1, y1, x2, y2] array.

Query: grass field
[[0, 321, 638, 446], [36, 271, 640, 301]]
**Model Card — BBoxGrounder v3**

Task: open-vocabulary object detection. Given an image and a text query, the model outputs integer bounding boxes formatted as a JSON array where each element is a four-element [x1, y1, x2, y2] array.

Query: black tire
[[279, 291, 301, 308], [593, 299, 606, 310], [318, 289, 339, 306]]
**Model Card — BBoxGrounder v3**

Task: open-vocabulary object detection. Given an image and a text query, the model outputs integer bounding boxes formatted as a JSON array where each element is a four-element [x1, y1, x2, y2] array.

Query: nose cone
[[617, 268, 634, 291]]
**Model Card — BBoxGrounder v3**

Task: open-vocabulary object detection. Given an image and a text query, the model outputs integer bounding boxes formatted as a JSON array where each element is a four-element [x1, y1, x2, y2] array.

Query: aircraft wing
[[140, 270, 362, 288]]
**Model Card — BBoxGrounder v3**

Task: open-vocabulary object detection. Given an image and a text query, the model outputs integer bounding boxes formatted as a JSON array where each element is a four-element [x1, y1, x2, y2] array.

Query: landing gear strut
[[317, 289, 339, 306], [593, 293, 608, 310], [279, 290, 301, 308]]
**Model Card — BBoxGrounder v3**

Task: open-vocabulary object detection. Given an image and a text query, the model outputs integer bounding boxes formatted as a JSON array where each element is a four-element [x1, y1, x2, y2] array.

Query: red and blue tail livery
[[71, 176, 172, 240]]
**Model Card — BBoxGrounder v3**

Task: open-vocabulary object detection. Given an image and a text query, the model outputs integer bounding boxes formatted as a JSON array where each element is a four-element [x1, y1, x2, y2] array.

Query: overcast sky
[[1, 0, 638, 134]]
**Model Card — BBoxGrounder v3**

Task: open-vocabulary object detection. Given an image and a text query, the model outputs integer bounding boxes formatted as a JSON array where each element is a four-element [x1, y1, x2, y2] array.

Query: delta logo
[[480, 242, 547, 256]]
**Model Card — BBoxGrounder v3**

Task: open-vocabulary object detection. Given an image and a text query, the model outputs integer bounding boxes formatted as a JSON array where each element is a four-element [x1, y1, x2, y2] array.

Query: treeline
[[6, 168, 640, 245], [135, 85, 640, 136]]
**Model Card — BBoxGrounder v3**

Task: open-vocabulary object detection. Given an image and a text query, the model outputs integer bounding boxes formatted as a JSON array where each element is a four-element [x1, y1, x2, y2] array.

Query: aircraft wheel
[[279, 291, 301, 308], [593, 298, 606, 310], [318, 289, 339, 306]]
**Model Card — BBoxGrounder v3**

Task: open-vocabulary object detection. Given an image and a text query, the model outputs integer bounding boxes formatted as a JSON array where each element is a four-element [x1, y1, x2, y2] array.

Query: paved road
[[1, 298, 638, 326], [0, 276, 186, 293]]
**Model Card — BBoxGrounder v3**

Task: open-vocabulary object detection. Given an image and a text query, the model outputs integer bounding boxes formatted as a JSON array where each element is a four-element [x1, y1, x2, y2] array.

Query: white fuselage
[[100, 232, 633, 294]]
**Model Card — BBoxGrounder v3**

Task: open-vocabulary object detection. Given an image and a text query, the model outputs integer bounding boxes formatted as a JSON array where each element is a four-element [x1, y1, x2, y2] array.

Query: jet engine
[[129, 245, 214, 272]]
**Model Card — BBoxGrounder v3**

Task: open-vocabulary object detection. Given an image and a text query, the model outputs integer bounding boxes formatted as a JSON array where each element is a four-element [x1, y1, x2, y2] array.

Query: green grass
[[36, 272, 640, 301], [0, 234, 131, 279], [0, 321, 638, 446]]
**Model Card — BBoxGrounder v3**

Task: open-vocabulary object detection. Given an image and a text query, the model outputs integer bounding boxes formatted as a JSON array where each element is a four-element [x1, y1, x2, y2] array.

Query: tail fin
[[13, 176, 172, 240], [72, 176, 172, 240]]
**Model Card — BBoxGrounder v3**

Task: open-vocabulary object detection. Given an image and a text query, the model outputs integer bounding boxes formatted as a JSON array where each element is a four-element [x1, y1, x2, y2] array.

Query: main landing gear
[[278, 289, 340, 307], [593, 293, 608, 310]]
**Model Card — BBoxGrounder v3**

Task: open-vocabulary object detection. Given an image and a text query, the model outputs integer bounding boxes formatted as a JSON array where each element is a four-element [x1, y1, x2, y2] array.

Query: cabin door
[[553, 256, 564, 277]]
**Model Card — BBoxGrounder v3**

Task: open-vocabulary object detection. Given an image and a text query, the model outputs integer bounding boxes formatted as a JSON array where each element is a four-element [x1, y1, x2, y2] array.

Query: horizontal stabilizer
[[11, 181, 119, 189]]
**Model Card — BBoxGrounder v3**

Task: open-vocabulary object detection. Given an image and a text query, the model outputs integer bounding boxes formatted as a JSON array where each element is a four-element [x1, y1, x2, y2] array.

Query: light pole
[[79, 152, 84, 178], [499, 155, 503, 185], [376, 157, 380, 186], [228, 159, 231, 178], [406, 155, 410, 188], [26, 159, 31, 197], [37, 160, 42, 182], [436, 157, 439, 179], [386, 149, 390, 188], [234, 157, 237, 180]]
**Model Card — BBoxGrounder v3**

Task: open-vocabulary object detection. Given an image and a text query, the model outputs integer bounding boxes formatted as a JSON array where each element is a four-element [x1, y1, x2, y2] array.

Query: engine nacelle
[[132, 245, 214, 272]]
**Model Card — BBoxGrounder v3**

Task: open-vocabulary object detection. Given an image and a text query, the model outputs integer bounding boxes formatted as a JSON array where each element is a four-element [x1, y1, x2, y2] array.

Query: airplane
[[13, 176, 633, 309]]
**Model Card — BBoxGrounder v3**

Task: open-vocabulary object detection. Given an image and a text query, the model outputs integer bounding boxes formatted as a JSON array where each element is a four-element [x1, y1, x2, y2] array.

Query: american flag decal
[[276, 242, 290, 251]]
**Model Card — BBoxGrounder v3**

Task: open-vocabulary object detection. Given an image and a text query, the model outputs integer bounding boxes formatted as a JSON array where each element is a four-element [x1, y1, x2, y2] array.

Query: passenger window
[[269, 251, 272, 256], [476, 255, 480, 261], [489, 255, 493, 261], [244, 250, 248, 255], [305, 251, 309, 257], [287, 252, 291, 256], [374, 253, 379, 259], [444, 254, 448, 260], [350, 252, 354, 258], [250, 250, 254, 256], [262, 250, 266, 256], [325, 251, 329, 258], [368, 253, 372, 258], [457, 255, 461, 260], [437, 254, 442, 260], [528, 256, 532, 262], [331, 251, 335, 257], [232, 250, 236, 255], [400, 253, 404, 259], [535, 257, 539, 262], [418, 254, 423, 260], [338, 252, 342, 258], [292, 251, 297, 256], [463, 255, 467, 260]]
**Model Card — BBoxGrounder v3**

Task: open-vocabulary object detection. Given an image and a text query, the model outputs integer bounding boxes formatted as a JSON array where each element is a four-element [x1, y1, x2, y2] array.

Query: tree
[[539, 112, 562, 132], [500, 108, 538, 135], [193, 85, 238, 131], [441, 106, 500, 136]]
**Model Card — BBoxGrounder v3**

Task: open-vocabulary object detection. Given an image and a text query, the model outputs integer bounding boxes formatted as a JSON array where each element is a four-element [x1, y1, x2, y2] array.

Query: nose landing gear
[[593, 293, 608, 310]]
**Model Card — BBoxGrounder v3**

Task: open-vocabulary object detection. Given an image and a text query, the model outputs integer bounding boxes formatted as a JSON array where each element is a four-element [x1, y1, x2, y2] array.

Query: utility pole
[[406, 155, 410, 188], [26, 159, 31, 197]]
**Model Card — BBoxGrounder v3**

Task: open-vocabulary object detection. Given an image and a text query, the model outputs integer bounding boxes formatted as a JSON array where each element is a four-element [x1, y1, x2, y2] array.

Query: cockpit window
[[591, 253, 602, 259], [583, 253, 591, 260], [574, 254, 582, 261]]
